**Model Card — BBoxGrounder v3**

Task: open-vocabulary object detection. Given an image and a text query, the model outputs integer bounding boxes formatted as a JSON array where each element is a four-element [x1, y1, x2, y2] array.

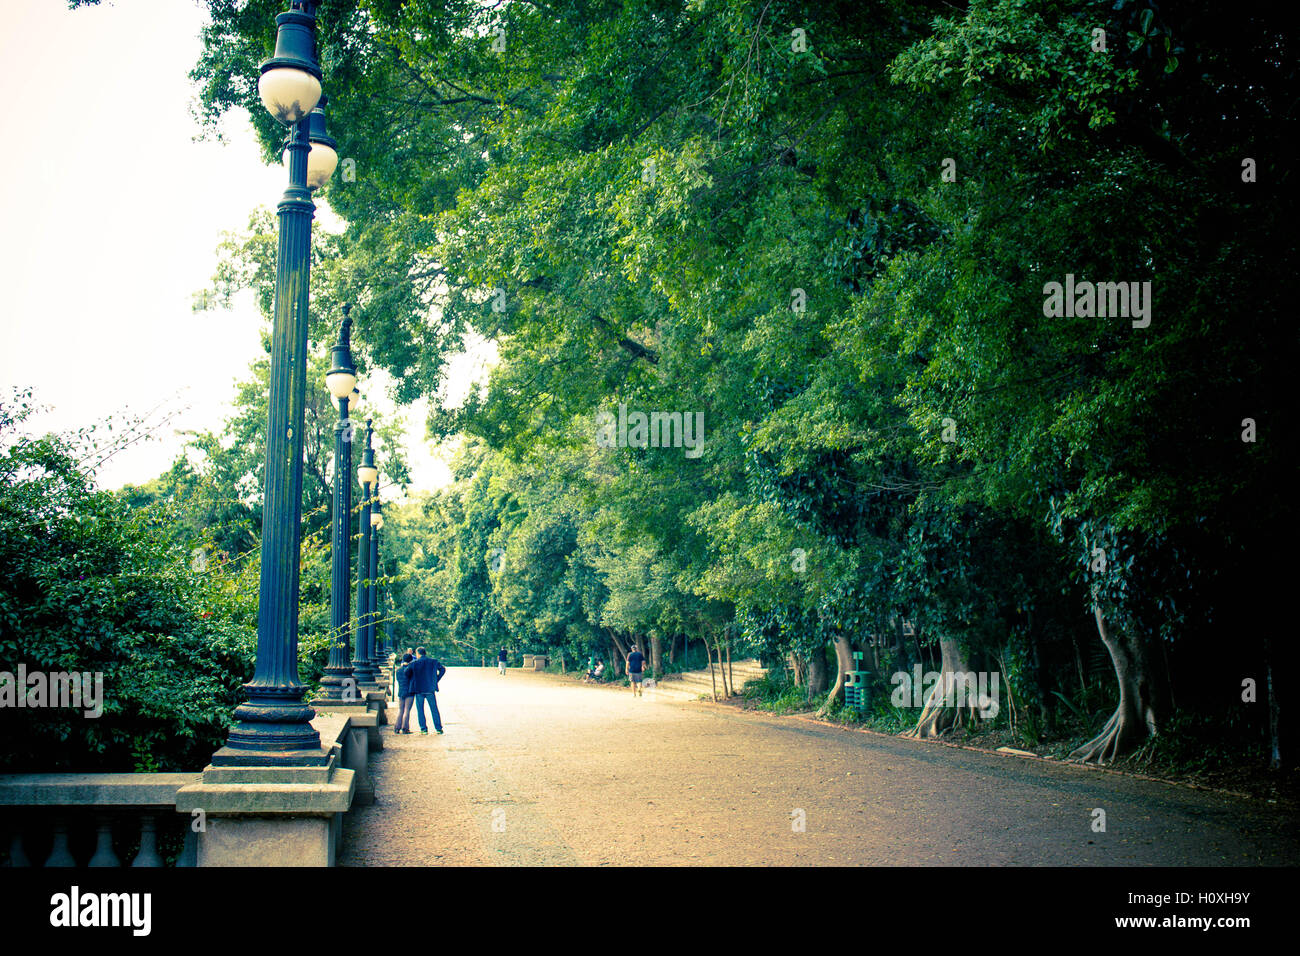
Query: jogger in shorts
[[627, 643, 645, 697]]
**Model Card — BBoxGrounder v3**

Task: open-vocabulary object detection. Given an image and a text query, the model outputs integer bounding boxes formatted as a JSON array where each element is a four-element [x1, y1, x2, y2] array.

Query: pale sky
[[0, 0, 467, 496]]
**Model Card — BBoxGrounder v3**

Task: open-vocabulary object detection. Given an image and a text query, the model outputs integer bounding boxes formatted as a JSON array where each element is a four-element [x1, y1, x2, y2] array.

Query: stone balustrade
[[0, 705, 385, 868], [0, 773, 201, 868]]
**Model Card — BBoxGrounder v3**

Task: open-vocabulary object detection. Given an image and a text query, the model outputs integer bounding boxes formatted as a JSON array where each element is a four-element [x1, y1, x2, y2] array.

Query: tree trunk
[[1070, 605, 1159, 764], [715, 634, 731, 697], [705, 639, 718, 701], [806, 646, 829, 699], [905, 636, 981, 738], [667, 633, 677, 665], [725, 640, 734, 696], [1070, 618, 1089, 698], [650, 633, 663, 678], [608, 630, 628, 677], [817, 633, 857, 716], [1267, 654, 1282, 770], [1026, 608, 1052, 728], [788, 653, 806, 688]]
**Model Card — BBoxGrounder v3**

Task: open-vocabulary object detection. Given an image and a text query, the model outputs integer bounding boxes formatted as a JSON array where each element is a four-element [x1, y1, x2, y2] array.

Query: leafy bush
[[0, 394, 257, 772]]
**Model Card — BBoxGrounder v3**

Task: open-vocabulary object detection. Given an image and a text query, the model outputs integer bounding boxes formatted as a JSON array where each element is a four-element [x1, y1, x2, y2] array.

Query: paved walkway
[[337, 666, 1300, 866]]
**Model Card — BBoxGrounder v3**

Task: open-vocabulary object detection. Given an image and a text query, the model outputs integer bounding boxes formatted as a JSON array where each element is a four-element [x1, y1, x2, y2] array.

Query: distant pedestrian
[[394, 652, 415, 734], [498, 647, 508, 675], [627, 643, 645, 697], [408, 647, 447, 734]]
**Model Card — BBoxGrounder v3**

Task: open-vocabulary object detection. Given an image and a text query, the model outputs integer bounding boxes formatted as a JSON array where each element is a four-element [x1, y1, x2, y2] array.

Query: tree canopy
[[58, 0, 1285, 769]]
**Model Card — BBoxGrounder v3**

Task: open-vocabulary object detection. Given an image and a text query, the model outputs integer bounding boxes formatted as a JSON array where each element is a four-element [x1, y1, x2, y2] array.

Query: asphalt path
[[337, 666, 1299, 866]]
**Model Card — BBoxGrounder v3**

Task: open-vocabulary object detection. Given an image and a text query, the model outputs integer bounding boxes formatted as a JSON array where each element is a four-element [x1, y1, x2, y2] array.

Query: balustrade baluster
[[88, 815, 121, 867], [130, 814, 163, 867], [7, 831, 29, 867], [44, 818, 76, 867], [177, 827, 198, 867]]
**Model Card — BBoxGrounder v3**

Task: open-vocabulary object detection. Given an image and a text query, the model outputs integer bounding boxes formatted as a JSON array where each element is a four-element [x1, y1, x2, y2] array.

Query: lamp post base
[[315, 670, 359, 703], [209, 745, 332, 768], [218, 693, 323, 759]]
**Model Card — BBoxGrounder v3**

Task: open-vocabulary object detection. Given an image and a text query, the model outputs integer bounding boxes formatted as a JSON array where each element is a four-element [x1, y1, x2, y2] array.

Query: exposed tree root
[[903, 637, 982, 738], [1070, 606, 1159, 764], [904, 673, 982, 738], [1070, 706, 1140, 764]]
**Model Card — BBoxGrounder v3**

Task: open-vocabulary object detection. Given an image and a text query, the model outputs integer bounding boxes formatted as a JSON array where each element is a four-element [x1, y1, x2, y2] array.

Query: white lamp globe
[[306, 141, 339, 189], [258, 67, 321, 126], [326, 368, 357, 401]]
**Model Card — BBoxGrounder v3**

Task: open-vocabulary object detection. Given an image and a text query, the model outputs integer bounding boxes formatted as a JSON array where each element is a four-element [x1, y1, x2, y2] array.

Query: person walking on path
[[408, 647, 447, 734], [394, 651, 415, 734], [626, 643, 646, 697], [498, 647, 508, 675]]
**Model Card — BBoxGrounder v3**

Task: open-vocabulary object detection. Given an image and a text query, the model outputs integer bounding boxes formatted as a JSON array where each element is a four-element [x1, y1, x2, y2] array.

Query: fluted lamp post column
[[352, 422, 379, 684], [368, 496, 384, 669], [315, 307, 359, 703], [214, 0, 337, 764]]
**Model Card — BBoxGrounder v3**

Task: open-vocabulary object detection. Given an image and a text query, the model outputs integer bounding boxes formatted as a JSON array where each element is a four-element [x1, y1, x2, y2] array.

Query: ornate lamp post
[[383, 592, 397, 695], [283, 95, 339, 189], [217, 0, 339, 762], [368, 495, 384, 668], [352, 422, 379, 684], [315, 307, 359, 703]]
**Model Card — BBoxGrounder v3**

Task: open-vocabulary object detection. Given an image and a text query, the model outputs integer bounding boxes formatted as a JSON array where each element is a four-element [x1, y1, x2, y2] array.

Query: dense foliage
[[0, 391, 257, 771], [43, 0, 1293, 771]]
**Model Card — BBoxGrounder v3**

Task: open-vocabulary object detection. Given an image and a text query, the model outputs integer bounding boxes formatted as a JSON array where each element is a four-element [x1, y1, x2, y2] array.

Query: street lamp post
[[368, 495, 384, 669], [316, 307, 358, 703], [217, 0, 337, 762], [384, 596, 397, 696], [352, 422, 379, 684]]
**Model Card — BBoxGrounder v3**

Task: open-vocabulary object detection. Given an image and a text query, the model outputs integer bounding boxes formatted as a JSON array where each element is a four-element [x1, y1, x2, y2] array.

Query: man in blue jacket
[[407, 647, 447, 735]]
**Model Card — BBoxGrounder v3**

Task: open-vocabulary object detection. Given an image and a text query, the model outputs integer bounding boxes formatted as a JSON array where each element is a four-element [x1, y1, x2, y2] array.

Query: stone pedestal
[[312, 700, 383, 753], [175, 749, 355, 867], [344, 724, 375, 806], [361, 688, 389, 727], [310, 706, 379, 806]]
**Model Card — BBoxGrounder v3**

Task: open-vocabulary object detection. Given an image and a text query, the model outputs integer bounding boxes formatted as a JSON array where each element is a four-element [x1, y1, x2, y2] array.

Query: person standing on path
[[408, 647, 447, 734], [393, 652, 415, 734], [498, 647, 508, 675], [627, 643, 645, 697]]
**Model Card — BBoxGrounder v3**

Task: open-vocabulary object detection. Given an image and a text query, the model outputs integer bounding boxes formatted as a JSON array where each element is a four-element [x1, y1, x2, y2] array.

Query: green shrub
[[0, 397, 257, 772]]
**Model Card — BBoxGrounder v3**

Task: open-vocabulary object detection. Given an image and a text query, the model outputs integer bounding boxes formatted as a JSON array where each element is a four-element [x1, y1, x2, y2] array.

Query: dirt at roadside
[[723, 696, 1300, 809]]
